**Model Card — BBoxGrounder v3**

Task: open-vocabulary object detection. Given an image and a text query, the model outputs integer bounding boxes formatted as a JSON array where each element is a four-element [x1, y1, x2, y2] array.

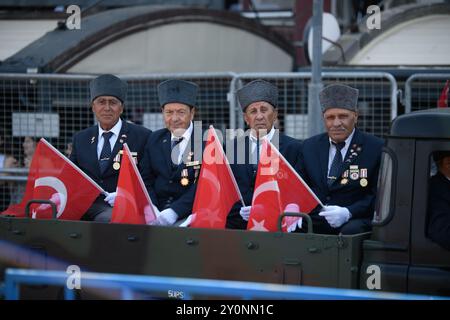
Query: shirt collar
[[171, 121, 193, 141], [329, 128, 355, 148], [249, 126, 276, 143], [98, 118, 122, 138]]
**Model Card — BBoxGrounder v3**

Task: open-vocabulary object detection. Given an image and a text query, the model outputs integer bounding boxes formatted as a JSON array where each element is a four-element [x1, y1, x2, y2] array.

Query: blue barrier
[[3, 268, 448, 300]]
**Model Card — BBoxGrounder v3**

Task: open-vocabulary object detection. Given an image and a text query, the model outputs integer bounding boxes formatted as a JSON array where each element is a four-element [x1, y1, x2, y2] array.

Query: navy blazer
[[140, 127, 204, 219], [226, 133, 302, 229], [296, 128, 384, 221], [70, 120, 151, 193], [427, 172, 450, 250]]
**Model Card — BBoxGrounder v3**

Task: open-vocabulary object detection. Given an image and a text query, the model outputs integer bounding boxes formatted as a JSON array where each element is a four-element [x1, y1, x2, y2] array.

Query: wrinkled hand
[[319, 205, 351, 228], [104, 192, 117, 207], [154, 208, 178, 226], [239, 206, 252, 221]]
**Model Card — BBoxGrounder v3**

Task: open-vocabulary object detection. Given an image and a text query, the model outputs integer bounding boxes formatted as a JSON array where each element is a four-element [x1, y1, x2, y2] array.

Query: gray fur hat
[[158, 79, 199, 108], [319, 83, 359, 112], [237, 79, 278, 111], [90, 74, 127, 103]]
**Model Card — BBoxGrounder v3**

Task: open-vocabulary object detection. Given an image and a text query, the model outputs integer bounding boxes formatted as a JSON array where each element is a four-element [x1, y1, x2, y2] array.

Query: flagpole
[[40, 138, 106, 194]]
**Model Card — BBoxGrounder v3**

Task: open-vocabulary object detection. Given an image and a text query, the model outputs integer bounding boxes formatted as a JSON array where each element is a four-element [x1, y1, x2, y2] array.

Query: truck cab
[[360, 108, 450, 296]]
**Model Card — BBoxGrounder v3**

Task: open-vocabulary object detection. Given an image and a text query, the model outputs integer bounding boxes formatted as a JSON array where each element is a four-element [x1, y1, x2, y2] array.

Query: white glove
[[178, 214, 193, 228], [155, 208, 179, 226], [104, 192, 117, 207], [319, 205, 351, 228], [286, 217, 302, 233], [239, 206, 252, 221], [144, 204, 160, 224]]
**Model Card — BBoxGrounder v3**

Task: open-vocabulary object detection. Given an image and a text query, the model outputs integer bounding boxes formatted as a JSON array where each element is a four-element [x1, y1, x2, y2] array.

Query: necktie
[[171, 137, 184, 166], [99, 132, 113, 174], [328, 141, 346, 186]]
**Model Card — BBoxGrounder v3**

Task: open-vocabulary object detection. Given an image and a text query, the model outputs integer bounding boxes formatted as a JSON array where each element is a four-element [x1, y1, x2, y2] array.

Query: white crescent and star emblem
[[33, 176, 67, 219]]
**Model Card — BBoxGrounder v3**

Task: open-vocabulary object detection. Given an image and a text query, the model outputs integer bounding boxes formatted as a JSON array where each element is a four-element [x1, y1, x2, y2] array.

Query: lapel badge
[[91, 136, 95, 144], [357, 146, 362, 152]]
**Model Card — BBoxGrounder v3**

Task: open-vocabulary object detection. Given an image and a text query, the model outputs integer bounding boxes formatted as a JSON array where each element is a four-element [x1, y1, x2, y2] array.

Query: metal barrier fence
[[4, 268, 447, 300], [0, 71, 397, 211], [404, 73, 450, 113]]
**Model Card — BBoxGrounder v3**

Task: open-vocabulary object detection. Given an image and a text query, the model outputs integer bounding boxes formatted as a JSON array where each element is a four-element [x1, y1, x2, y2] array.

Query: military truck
[[0, 108, 449, 298]]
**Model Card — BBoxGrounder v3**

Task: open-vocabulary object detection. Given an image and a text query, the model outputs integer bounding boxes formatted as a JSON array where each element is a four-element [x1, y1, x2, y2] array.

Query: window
[[373, 150, 394, 224]]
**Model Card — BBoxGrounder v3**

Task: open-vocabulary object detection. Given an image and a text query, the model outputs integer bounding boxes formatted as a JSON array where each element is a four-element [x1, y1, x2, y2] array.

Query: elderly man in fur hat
[[295, 83, 384, 234], [70, 74, 151, 222], [141, 79, 203, 226], [226, 79, 302, 230]]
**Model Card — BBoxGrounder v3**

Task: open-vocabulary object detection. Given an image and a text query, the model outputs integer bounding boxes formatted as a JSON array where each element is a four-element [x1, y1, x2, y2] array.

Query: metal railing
[[404, 73, 450, 113], [3, 268, 447, 300]]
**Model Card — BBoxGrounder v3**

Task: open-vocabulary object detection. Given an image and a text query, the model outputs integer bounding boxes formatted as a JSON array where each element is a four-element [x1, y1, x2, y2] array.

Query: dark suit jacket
[[427, 172, 450, 250], [70, 120, 151, 193], [226, 133, 302, 229], [140, 127, 204, 219], [296, 129, 384, 228]]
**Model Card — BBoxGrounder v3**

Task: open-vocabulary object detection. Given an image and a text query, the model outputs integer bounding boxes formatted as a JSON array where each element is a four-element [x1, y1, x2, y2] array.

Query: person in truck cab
[[427, 151, 450, 250]]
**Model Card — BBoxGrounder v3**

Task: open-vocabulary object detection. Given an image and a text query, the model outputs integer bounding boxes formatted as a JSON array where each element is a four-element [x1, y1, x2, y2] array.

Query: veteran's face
[[92, 96, 123, 131], [163, 103, 195, 137], [323, 108, 358, 143], [244, 101, 278, 137]]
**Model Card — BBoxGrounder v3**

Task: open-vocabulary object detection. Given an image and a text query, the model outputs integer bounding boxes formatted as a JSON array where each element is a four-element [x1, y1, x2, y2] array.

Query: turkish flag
[[437, 80, 449, 108], [247, 140, 322, 232], [111, 143, 156, 225], [1, 138, 104, 220], [190, 126, 244, 229]]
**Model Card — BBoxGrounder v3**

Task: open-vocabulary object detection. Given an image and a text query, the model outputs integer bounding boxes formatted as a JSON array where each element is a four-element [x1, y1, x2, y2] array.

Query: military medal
[[349, 165, 359, 180], [340, 170, 349, 185], [181, 168, 189, 186], [113, 153, 121, 170], [360, 178, 368, 187], [360, 168, 368, 187]]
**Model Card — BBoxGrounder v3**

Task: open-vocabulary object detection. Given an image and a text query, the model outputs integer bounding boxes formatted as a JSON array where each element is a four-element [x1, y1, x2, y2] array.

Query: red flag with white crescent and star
[[190, 125, 244, 229], [247, 140, 323, 232], [111, 143, 157, 225], [1, 138, 104, 220]]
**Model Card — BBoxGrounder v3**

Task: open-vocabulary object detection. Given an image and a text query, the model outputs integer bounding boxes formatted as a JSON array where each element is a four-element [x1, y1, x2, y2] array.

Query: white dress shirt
[[249, 127, 276, 163], [170, 121, 193, 165], [97, 118, 122, 159], [327, 128, 355, 175]]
